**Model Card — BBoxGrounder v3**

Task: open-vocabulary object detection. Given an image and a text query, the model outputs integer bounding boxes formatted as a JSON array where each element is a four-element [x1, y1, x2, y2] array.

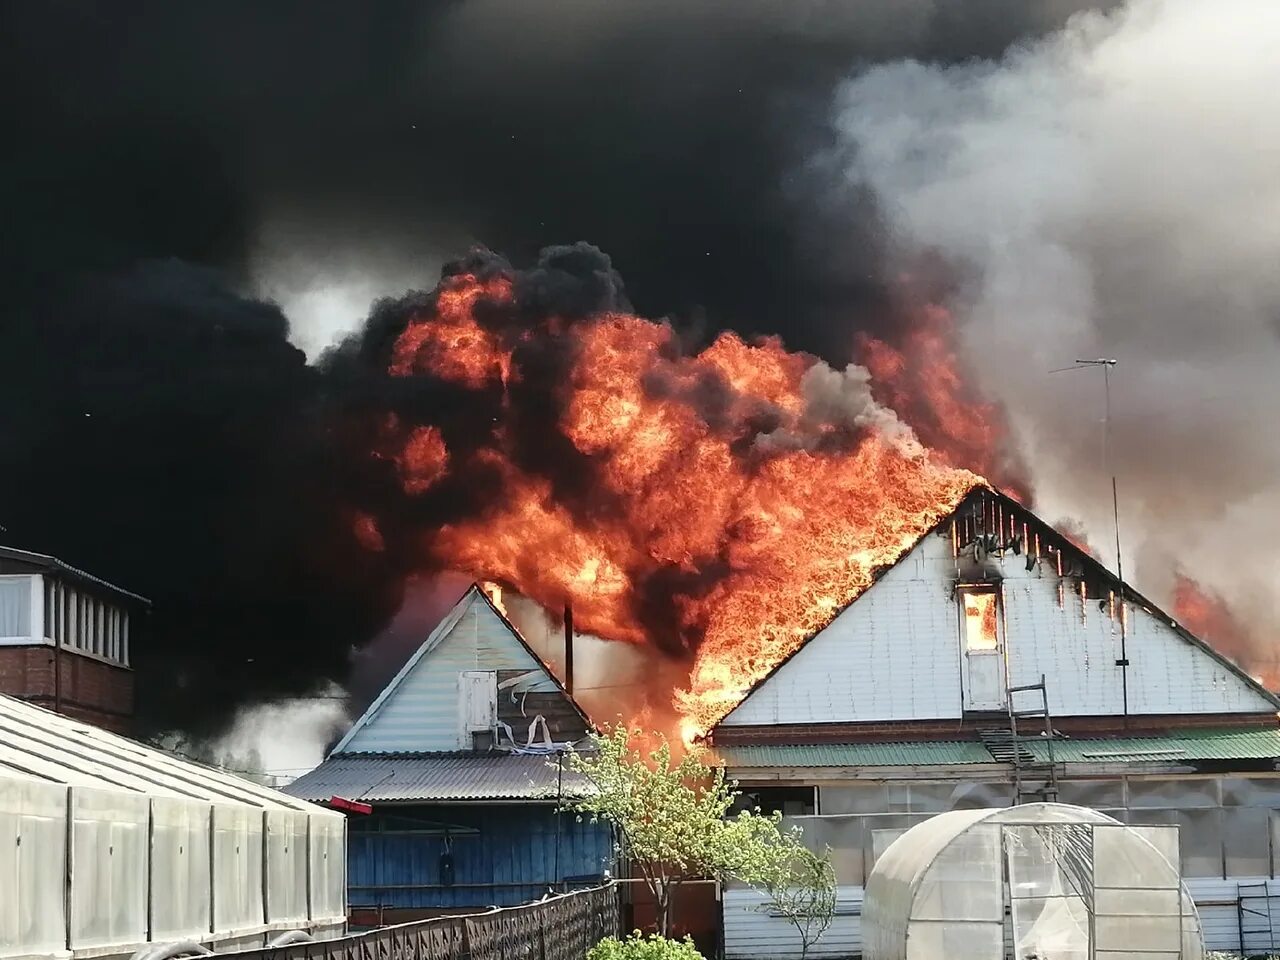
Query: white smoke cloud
[[756, 360, 922, 455], [250, 215, 451, 360], [160, 687, 348, 785], [830, 0, 1280, 672]]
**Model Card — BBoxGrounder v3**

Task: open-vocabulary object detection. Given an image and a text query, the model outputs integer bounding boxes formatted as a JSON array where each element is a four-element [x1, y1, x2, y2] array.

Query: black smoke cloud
[[0, 1, 1111, 734]]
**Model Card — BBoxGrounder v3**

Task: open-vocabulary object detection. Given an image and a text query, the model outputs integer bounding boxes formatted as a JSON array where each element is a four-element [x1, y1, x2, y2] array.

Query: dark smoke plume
[[1, 1, 1111, 734]]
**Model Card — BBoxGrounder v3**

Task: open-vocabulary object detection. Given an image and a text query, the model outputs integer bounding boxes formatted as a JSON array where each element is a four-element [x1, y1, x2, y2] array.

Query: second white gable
[[337, 587, 559, 754], [720, 523, 1276, 727]]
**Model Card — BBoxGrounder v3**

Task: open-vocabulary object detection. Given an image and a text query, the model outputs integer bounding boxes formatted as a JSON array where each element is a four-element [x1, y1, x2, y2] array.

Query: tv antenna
[[1049, 358, 1123, 583], [1051, 357, 1128, 721]]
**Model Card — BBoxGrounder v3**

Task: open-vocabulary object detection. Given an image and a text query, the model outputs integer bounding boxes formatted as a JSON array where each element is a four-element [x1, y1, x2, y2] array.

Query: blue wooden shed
[[285, 585, 614, 919]]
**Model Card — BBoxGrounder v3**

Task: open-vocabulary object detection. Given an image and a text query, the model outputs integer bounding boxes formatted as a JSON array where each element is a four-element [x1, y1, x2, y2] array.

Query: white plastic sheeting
[[0, 693, 347, 960], [309, 815, 347, 922], [70, 787, 149, 950], [151, 797, 212, 942], [862, 803, 1205, 960], [0, 779, 67, 958], [213, 805, 266, 933], [265, 810, 310, 926]]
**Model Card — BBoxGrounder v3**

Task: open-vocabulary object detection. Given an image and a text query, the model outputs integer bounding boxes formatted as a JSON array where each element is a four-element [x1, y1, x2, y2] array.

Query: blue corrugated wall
[[348, 804, 614, 909]]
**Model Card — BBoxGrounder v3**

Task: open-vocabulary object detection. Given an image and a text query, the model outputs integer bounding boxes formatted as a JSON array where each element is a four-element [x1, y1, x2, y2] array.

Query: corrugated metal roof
[[0, 692, 329, 813], [1024, 727, 1280, 763], [0, 544, 151, 604], [712, 741, 997, 768], [283, 752, 593, 802], [714, 728, 1280, 770]]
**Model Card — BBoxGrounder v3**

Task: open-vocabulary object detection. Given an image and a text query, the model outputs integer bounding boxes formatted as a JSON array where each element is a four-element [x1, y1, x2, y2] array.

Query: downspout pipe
[[563, 604, 574, 696]]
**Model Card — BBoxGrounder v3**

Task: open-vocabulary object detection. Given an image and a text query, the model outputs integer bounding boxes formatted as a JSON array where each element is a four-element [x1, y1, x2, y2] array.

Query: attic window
[[961, 589, 999, 652]]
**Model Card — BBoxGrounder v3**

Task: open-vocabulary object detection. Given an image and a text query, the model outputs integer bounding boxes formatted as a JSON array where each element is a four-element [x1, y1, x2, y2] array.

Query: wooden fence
[[218, 883, 621, 960]]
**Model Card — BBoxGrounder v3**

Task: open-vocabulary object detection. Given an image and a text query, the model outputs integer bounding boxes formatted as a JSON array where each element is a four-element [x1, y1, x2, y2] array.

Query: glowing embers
[[962, 589, 1000, 652]]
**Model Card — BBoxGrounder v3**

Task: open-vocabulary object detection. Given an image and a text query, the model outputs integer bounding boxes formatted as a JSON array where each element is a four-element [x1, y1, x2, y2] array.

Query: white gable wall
[[721, 524, 1275, 727], [1002, 557, 1273, 716], [720, 533, 964, 726], [340, 589, 558, 753]]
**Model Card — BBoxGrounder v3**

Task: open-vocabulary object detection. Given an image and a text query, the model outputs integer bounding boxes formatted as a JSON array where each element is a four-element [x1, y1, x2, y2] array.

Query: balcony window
[[0, 577, 32, 639]]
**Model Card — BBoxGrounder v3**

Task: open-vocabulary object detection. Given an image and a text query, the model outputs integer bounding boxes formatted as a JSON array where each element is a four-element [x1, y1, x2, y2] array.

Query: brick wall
[[0, 644, 134, 734]]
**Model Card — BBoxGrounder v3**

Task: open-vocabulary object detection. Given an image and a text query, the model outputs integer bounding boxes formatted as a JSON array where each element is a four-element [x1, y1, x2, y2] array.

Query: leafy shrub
[[586, 931, 705, 960]]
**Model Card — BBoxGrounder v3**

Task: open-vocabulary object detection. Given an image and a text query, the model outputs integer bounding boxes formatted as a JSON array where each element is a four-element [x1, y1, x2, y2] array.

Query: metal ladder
[[981, 674, 1060, 804], [1238, 881, 1277, 955]]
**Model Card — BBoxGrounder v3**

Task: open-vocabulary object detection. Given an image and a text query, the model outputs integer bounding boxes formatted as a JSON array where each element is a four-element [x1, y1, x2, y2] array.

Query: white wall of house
[[719, 525, 1274, 726], [338, 587, 559, 754], [718, 533, 965, 726]]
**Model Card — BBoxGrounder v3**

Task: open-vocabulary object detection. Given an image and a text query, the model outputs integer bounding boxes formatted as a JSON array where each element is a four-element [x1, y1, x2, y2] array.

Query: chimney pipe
[[563, 604, 574, 696]]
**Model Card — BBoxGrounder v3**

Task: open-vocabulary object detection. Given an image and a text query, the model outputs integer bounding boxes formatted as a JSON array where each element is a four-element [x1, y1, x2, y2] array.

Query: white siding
[[723, 886, 864, 960], [722, 524, 1274, 726], [340, 588, 559, 754], [721, 533, 964, 726]]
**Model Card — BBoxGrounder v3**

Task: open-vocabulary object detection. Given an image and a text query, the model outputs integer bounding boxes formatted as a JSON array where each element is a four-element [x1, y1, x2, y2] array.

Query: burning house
[[702, 485, 1280, 957], [284, 584, 613, 921]]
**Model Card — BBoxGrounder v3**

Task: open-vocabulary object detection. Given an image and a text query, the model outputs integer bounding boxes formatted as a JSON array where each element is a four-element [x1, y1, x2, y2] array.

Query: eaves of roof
[[283, 751, 592, 803], [0, 544, 151, 605], [712, 727, 1280, 772], [1023, 727, 1280, 764], [713, 740, 996, 768]]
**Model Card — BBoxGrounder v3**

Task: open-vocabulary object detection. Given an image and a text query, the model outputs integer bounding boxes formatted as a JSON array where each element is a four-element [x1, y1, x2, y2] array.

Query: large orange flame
[[385, 270, 996, 735]]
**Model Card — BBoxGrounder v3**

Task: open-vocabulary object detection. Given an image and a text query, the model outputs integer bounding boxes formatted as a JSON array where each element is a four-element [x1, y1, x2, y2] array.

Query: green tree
[[565, 725, 834, 943], [756, 844, 838, 960]]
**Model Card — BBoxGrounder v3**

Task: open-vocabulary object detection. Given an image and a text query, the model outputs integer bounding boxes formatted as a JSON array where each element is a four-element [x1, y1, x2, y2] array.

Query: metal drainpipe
[[563, 604, 574, 696], [554, 750, 564, 893]]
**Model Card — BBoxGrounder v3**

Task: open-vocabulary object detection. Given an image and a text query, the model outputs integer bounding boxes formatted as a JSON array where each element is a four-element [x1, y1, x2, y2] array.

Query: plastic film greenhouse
[[0, 693, 346, 960], [862, 803, 1204, 960]]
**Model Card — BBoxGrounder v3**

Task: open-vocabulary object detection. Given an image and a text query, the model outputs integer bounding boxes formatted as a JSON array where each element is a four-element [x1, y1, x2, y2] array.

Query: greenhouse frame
[[862, 803, 1203, 960]]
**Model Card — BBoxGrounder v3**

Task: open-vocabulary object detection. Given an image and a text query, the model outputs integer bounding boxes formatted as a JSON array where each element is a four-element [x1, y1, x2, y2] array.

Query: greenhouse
[[862, 802, 1203, 960], [0, 694, 347, 960]]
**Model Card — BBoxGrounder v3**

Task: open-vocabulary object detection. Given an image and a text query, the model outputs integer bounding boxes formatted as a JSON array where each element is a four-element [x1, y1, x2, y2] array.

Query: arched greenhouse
[[862, 802, 1204, 960]]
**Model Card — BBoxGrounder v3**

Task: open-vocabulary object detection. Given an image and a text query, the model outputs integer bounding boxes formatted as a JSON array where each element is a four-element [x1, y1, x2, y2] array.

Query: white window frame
[[0, 575, 39, 645]]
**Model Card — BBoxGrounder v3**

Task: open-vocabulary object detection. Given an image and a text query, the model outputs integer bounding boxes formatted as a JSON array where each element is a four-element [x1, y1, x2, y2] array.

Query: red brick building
[[0, 545, 147, 733]]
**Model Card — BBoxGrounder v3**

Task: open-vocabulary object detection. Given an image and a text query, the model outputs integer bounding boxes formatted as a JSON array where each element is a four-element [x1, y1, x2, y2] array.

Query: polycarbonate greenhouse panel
[[69, 786, 149, 951], [309, 813, 347, 922], [212, 804, 266, 933], [265, 809, 310, 925], [0, 779, 66, 959], [0, 692, 346, 960], [150, 796, 212, 942]]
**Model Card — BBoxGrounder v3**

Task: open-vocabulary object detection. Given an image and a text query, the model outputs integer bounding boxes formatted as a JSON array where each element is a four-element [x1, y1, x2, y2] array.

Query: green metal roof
[[713, 727, 1280, 770], [713, 741, 997, 768], [1023, 727, 1280, 764]]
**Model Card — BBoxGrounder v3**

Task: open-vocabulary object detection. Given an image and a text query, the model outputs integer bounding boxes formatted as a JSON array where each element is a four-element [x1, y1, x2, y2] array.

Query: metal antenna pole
[[1053, 357, 1127, 723], [1074, 358, 1122, 582]]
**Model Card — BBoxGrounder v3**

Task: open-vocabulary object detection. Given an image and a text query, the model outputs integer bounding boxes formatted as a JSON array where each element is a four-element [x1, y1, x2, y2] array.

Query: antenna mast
[[1053, 357, 1127, 724], [1072, 358, 1123, 582]]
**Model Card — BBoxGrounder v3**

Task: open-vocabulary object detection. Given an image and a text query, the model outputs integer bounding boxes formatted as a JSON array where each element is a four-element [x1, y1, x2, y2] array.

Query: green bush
[[586, 931, 705, 960]]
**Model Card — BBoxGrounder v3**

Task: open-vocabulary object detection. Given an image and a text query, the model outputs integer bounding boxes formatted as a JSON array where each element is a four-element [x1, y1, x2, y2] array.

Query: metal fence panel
[[214, 883, 620, 960]]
